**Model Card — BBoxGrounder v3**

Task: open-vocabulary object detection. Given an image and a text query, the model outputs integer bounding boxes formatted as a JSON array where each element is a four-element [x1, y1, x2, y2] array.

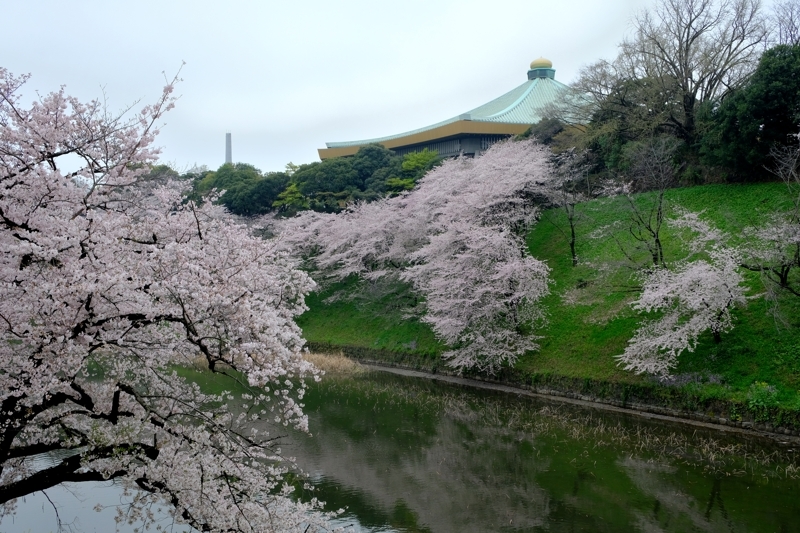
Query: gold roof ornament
[[529, 57, 553, 70]]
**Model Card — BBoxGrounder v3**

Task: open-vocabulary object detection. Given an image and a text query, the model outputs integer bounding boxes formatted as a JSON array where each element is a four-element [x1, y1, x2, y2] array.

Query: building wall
[[393, 134, 509, 158]]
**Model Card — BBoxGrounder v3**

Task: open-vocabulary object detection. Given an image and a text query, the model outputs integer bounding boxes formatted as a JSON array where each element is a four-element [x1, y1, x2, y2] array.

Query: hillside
[[298, 182, 800, 419]]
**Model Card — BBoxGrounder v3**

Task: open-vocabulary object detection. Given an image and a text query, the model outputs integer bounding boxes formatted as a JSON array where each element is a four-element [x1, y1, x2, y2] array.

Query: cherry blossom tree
[[281, 140, 553, 373], [0, 69, 338, 532], [739, 139, 800, 300], [617, 211, 747, 376]]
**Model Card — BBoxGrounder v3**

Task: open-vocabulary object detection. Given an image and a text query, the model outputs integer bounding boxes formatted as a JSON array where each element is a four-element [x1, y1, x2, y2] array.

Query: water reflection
[[0, 479, 193, 533], [285, 371, 800, 533], [4, 370, 798, 532], [0, 451, 192, 533]]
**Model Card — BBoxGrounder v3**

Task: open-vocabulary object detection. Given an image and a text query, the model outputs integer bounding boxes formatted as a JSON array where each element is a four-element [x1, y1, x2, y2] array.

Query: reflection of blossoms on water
[[619, 457, 739, 533], [285, 371, 800, 533], [6, 371, 797, 533], [317, 372, 798, 476]]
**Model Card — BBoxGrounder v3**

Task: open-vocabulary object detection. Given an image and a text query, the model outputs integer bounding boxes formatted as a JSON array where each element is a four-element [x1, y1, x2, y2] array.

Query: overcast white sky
[[3, 0, 659, 173]]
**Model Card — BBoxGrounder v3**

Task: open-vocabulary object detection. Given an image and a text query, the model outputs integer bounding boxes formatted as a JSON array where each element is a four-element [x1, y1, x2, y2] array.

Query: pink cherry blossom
[[0, 68, 340, 532], [618, 211, 747, 376], [281, 140, 553, 373]]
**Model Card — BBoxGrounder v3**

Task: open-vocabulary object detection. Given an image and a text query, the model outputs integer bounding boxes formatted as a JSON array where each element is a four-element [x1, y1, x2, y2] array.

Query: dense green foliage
[[186, 145, 440, 217], [189, 162, 291, 216], [556, 42, 800, 184], [700, 44, 800, 180], [285, 145, 438, 213], [299, 182, 800, 412]]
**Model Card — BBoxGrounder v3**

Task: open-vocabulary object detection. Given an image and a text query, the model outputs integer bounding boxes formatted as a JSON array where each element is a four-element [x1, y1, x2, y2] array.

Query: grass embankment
[[298, 182, 800, 430], [297, 282, 446, 368]]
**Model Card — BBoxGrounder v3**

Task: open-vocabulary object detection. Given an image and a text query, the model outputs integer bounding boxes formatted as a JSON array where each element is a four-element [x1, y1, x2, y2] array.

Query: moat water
[[290, 370, 799, 533], [4, 370, 799, 532]]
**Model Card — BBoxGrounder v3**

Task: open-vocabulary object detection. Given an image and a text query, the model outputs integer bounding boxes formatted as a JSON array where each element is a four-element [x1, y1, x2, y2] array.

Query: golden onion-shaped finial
[[529, 57, 553, 69]]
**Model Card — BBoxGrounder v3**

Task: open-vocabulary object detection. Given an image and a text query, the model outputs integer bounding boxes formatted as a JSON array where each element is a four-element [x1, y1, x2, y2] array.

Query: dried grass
[[186, 354, 212, 372], [304, 351, 365, 376], [183, 352, 364, 376], [184, 355, 234, 372]]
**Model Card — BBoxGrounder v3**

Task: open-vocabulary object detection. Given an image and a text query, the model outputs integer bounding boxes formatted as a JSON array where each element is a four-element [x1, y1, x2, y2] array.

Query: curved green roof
[[325, 75, 568, 150]]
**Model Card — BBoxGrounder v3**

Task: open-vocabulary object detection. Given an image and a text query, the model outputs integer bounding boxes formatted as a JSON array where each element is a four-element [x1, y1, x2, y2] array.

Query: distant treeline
[[164, 145, 439, 217]]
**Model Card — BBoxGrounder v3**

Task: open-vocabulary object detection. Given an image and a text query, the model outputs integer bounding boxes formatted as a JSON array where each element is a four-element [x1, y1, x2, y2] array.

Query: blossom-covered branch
[[617, 211, 747, 376], [0, 68, 338, 532], [738, 139, 800, 298], [281, 140, 553, 373]]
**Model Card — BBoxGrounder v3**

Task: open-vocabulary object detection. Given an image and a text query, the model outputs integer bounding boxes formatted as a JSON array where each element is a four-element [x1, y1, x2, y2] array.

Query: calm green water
[[284, 370, 800, 533], [4, 370, 799, 532]]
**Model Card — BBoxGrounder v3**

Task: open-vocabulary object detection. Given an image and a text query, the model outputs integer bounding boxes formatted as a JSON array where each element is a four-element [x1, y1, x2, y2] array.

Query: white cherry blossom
[[0, 68, 338, 532], [281, 140, 553, 373]]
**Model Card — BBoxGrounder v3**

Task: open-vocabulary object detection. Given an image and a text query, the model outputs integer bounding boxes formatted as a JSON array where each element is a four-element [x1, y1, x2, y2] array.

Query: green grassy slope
[[297, 279, 445, 357], [298, 182, 800, 410], [521, 183, 800, 402]]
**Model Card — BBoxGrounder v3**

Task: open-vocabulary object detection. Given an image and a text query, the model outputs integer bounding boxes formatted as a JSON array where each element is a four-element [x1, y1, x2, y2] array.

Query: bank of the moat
[[307, 342, 800, 441]]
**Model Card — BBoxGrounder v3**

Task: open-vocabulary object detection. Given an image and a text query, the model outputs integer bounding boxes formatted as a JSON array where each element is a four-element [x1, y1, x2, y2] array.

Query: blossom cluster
[[0, 68, 337, 532], [281, 140, 553, 373], [618, 210, 747, 376]]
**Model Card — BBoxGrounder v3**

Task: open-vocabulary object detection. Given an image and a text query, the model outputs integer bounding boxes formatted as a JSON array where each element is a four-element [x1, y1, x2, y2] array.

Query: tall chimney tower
[[225, 132, 232, 164]]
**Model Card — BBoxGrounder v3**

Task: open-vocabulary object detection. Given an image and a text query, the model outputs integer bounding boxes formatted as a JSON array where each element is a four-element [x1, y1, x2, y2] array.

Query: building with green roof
[[318, 58, 568, 160]]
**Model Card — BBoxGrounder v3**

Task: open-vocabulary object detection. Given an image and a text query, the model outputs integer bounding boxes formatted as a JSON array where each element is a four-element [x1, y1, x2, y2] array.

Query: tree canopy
[[280, 140, 553, 374], [700, 44, 800, 179], [188, 144, 440, 217], [552, 0, 788, 183], [0, 68, 335, 532]]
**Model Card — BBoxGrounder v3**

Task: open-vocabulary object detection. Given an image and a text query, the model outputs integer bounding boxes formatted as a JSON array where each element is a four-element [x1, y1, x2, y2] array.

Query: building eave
[[318, 120, 530, 159]]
